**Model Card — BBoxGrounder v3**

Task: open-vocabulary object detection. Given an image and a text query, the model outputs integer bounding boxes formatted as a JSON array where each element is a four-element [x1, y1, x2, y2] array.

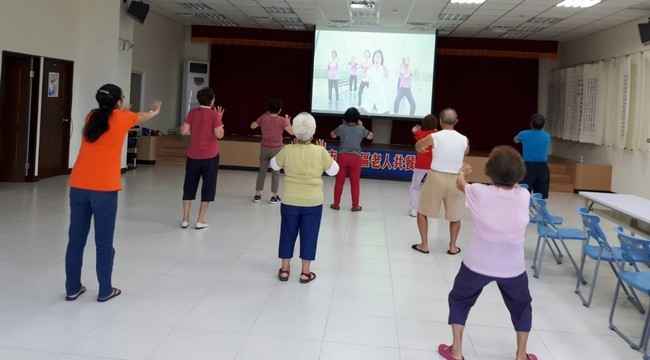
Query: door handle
[[62, 118, 69, 122]]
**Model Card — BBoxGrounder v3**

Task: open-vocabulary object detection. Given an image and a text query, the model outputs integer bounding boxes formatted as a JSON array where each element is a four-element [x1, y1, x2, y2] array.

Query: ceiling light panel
[[177, 2, 212, 10], [263, 6, 294, 14], [194, 13, 227, 19], [500, 31, 530, 39], [450, 0, 486, 4], [527, 16, 564, 24], [211, 19, 238, 26], [557, 0, 601, 8], [282, 24, 307, 30], [438, 14, 470, 21]]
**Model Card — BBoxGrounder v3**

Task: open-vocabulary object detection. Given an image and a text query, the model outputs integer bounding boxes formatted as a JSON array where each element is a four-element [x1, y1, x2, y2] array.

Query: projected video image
[[311, 29, 436, 119]]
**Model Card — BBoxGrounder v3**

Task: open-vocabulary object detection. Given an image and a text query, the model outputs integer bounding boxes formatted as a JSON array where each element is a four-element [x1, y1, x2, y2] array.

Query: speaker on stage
[[639, 21, 650, 46]]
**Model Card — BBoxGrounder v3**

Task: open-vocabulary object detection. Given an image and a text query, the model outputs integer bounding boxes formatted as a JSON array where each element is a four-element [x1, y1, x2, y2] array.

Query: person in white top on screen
[[412, 108, 469, 255]]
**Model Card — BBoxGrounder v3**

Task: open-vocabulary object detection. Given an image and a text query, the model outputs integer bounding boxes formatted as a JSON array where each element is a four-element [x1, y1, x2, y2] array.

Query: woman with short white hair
[[270, 112, 339, 283]]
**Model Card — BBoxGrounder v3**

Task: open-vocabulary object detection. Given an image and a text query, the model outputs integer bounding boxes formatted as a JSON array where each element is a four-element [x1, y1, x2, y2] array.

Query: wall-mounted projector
[[350, 1, 375, 10]]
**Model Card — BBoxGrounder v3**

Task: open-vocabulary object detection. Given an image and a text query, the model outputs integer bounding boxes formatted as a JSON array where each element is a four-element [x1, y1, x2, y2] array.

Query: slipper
[[97, 287, 121, 303], [278, 268, 290, 282], [438, 344, 464, 360], [330, 204, 340, 210], [65, 285, 86, 301], [351, 206, 362, 212], [411, 244, 430, 254], [447, 248, 461, 255], [526, 354, 538, 360], [299, 272, 316, 284]]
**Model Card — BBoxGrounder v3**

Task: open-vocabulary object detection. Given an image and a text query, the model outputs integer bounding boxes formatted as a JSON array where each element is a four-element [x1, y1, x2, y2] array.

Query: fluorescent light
[[557, 0, 601, 8], [450, 0, 485, 4]]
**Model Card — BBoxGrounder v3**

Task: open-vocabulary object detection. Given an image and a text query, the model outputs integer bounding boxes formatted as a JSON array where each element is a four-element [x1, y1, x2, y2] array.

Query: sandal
[[526, 354, 538, 360], [97, 287, 121, 303], [278, 268, 290, 282], [438, 344, 464, 360], [299, 272, 316, 284], [65, 285, 86, 301]]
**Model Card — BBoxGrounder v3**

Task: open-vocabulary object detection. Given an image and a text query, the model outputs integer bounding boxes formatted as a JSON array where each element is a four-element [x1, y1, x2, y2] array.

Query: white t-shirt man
[[430, 129, 468, 173]]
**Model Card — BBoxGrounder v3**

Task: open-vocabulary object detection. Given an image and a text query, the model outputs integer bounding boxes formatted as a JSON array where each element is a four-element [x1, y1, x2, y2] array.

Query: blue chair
[[531, 196, 587, 281], [610, 227, 650, 359], [529, 193, 563, 225], [575, 208, 644, 311]]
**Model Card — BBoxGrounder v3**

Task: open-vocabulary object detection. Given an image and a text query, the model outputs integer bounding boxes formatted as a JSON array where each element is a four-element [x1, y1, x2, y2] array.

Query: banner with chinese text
[[326, 147, 416, 181]]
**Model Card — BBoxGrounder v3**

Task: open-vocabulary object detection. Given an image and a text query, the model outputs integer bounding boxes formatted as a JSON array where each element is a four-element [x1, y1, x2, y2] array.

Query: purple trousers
[[448, 262, 532, 332]]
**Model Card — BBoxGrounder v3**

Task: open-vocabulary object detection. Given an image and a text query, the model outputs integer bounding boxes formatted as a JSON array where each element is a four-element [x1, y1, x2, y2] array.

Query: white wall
[[539, 16, 650, 197], [0, 0, 134, 171], [131, 11, 187, 132], [0, 0, 209, 174]]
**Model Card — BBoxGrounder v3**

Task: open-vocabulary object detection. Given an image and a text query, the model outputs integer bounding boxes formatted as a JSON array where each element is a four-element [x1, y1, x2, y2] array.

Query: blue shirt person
[[514, 114, 551, 198]]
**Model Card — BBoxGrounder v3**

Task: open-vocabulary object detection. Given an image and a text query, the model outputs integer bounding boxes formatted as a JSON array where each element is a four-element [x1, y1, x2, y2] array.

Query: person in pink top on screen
[[357, 49, 371, 107], [438, 145, 536, 360], [327, 50, 339, 103], [180, 87, 225, 230], [394, 57, 416, 116], [348, 56, 359, 92]]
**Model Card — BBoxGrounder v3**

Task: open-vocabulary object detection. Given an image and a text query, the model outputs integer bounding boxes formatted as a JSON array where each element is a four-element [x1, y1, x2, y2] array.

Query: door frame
[[39, 57, 73, 180]]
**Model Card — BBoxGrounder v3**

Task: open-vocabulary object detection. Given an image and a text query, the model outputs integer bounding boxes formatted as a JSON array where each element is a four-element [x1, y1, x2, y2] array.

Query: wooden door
[[39, 58, 73, 179], [0, 53, 39, 182]]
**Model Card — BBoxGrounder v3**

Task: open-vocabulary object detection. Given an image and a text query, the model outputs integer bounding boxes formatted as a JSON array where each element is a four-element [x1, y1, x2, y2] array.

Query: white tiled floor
[[0, 166, 646, 359]]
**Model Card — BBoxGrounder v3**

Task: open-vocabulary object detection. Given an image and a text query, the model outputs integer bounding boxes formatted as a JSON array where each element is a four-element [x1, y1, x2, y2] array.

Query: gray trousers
[[256, 146, 282, 193]]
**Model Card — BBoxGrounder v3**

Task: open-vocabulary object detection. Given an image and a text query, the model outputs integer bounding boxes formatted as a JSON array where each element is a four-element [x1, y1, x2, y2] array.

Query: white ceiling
[[142, 0, 650, 42]]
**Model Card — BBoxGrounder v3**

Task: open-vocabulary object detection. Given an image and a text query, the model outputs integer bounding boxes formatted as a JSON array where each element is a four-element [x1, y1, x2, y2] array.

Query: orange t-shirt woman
[[65, 83, 161, 303]]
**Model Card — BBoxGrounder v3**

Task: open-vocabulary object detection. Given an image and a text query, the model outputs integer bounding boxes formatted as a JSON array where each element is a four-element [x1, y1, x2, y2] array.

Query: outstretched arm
[[136, 100, 162, 124], [283, 115, 294, 135]]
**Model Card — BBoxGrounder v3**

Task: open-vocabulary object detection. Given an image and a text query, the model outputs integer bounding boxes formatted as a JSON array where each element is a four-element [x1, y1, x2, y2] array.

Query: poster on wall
[[579, 63, 600, 144], [48, 72, 59, 98]]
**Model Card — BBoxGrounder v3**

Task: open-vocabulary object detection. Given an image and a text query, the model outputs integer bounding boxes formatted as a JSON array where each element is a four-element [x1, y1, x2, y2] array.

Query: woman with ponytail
[[65, 84, 161, 303]]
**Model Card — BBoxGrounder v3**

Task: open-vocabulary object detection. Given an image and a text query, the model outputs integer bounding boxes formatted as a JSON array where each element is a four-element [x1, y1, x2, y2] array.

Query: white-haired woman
[[270, 112, 339, 283]]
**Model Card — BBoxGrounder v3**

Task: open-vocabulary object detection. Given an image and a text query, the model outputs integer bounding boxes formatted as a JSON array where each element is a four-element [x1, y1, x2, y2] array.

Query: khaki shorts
[[417, 170, 462, 221]]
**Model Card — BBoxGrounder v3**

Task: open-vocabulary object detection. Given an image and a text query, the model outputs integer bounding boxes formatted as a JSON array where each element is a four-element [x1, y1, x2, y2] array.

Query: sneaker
[[408, 209, 417, 217], [253, 195, 261, 203], [270, 196, 281, 204]]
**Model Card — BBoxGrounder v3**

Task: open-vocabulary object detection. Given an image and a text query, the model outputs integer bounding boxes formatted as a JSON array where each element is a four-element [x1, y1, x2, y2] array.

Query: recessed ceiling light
[[450, 0, 485, 4], [557, 0, 601, 8]]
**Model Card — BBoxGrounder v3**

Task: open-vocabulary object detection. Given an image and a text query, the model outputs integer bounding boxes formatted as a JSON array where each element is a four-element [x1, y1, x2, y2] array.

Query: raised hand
[[215, 106, 225, 115], [459, 163, 473, 176], [316, 139, 327, 147], [149, 100, 162, 114]]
